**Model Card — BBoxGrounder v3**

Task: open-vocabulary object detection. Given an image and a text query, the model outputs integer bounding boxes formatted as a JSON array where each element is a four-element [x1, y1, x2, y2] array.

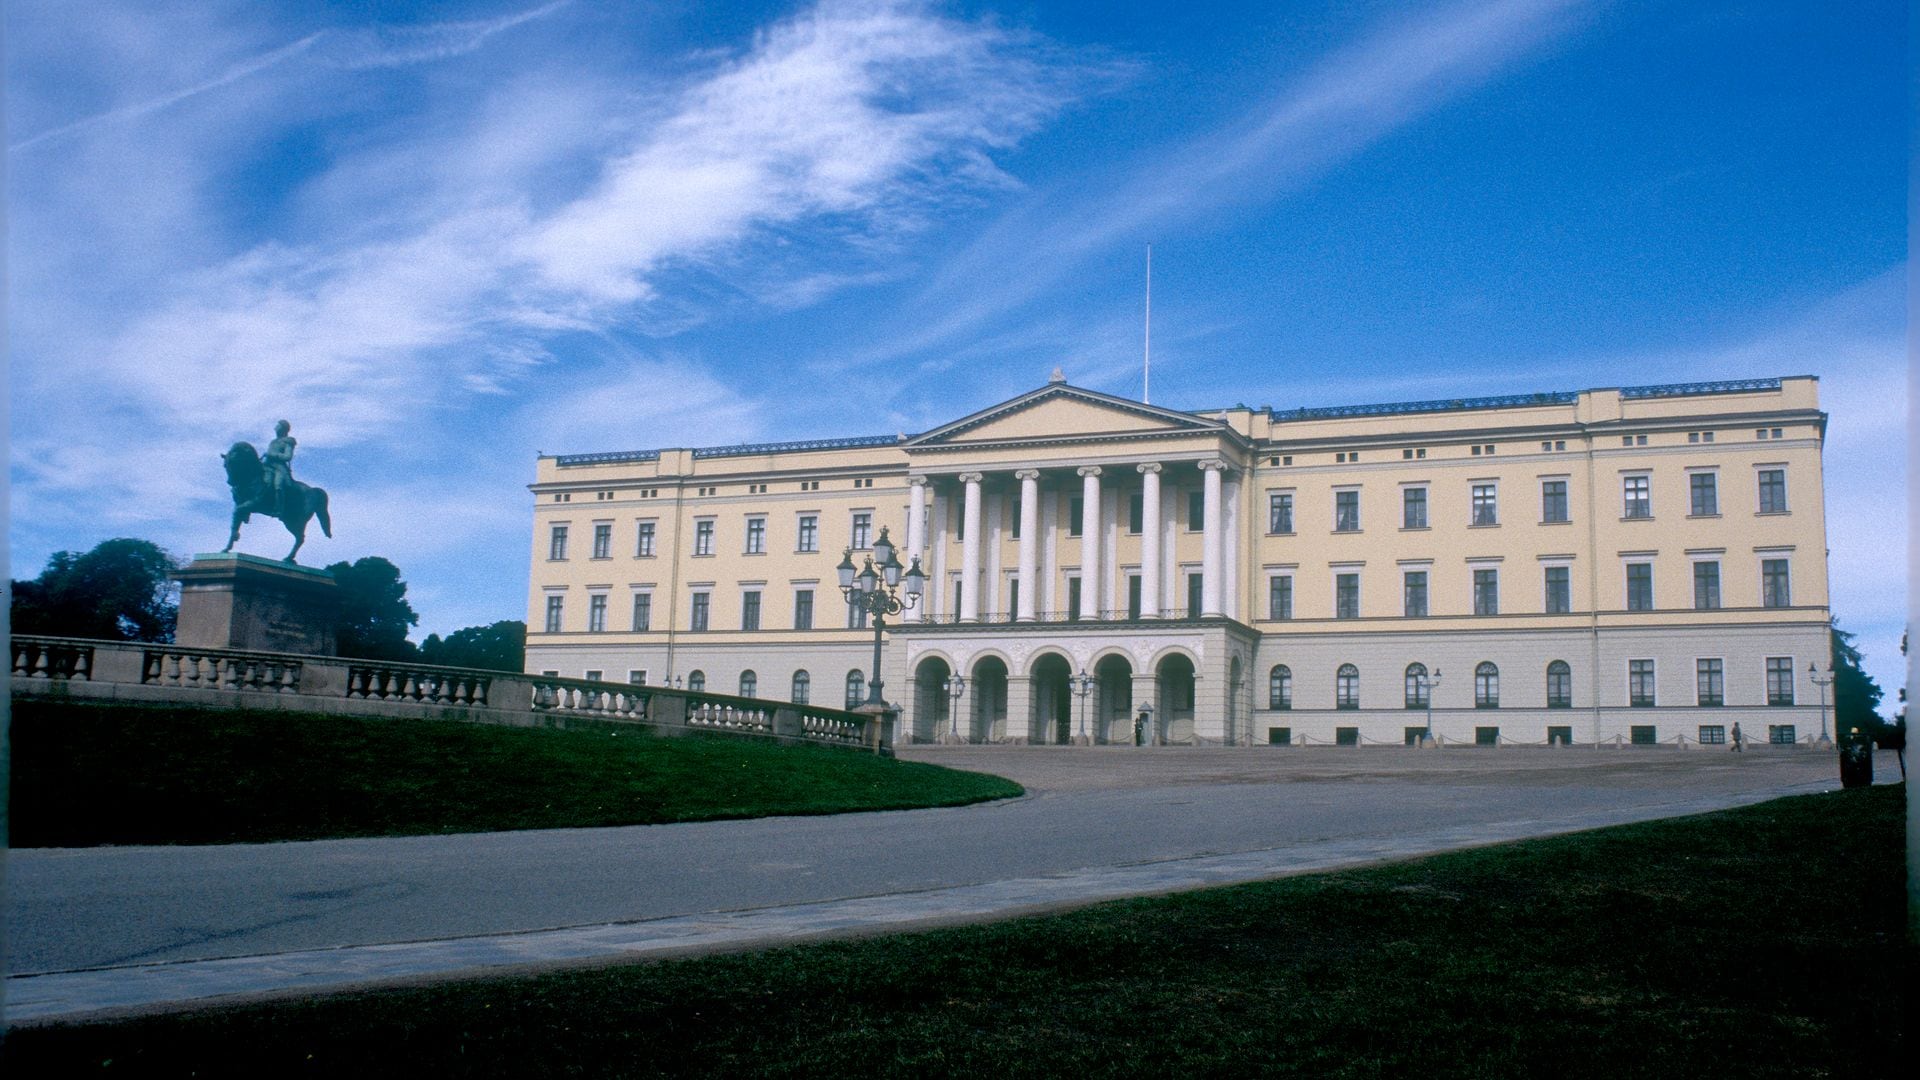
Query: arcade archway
[[1155, 652, 1196, 745], [970, 655, 1009, 743], [1093, 653, 1134, 744], [912, 656, 952, 744], [1029, 653, 1073, 744]]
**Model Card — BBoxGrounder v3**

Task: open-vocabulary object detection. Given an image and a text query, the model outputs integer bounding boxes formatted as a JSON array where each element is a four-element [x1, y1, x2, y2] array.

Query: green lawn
[[4, 787, 1905, 1077], [5, 700, 1022, 846]]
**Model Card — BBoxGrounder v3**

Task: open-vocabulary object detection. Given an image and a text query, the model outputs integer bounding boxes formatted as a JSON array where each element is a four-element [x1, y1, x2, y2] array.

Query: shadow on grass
[[5, 787, 1906, 1077]]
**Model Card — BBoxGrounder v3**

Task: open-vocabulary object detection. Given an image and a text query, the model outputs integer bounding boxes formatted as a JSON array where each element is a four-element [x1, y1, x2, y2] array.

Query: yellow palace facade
[[525, 373, 1832, 748]]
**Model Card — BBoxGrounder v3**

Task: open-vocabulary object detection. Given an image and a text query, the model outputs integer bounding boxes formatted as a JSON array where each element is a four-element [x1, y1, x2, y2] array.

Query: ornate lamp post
[[1071, 669, 1096, 745], [1423, 667, 1443, 747], [836, 527, 925, 715], [1809, 662, 1834, 746], [944, 674, 967, 742]]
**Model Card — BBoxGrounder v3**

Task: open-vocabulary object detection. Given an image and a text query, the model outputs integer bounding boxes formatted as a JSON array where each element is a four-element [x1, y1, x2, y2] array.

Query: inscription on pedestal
[[175, 553, 342, 656]]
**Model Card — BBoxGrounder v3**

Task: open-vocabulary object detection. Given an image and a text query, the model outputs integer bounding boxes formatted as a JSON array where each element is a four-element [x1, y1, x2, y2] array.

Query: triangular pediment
[[908, 383, 1225, 448]]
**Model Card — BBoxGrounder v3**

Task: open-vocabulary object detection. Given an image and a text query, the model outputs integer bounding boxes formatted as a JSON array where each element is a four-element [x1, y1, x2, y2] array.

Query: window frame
[[1402, 486, 1428, 529], [1540, 478, 1570, 524], [1470, 483, 1498, 527], [1622, 473, 1652, 519], [1335, 663, 1360, 710]]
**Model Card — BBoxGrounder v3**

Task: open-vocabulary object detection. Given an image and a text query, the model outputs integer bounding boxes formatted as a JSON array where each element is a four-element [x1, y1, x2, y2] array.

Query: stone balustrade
[[11, 634, 892, 754]]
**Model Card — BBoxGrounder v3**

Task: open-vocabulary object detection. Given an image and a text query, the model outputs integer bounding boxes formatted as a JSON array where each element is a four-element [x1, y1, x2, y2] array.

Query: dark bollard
[[1838, 726, 1874, 789]]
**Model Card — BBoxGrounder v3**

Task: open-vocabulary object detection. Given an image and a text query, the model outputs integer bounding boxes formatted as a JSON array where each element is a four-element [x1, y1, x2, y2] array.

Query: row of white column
[[901, 460, 1231, 623]]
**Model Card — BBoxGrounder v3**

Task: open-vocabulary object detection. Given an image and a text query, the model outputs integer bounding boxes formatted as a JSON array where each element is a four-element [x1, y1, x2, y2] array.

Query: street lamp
[[1423, 667, 1443, 747], [1071, 669, 1096, 745], [944, 674, 966, 742], [836, 526, 925, 715], [1809, 662, 1834, 746]]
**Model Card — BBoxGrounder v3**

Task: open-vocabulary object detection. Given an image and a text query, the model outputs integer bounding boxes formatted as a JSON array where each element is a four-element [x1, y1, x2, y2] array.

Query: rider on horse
[[261, 420, 296, 516]]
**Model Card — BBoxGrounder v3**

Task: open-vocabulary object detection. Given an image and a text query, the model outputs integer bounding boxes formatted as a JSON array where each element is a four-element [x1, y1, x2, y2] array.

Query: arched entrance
[[1093, 653, 1134, 744], [1029, 653, 1073, 744], [912, 656, 952, 744], [970, 656, 1009, 743], [1156, 652, 1196, 745]]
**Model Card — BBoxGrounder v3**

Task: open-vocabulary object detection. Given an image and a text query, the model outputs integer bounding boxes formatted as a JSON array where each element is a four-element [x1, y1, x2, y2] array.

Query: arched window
[[1336, 664, 1360, 710], [1475, 662, 1499, 708], [845, 669, 866, 709], [686, 670, 706, 692], [1269, 664, 1292, 710], [1405, 663, 1429, 709], [1546, 661, 1572, 709], [791, 670, 811, 705], [739, 670, 757, 698]]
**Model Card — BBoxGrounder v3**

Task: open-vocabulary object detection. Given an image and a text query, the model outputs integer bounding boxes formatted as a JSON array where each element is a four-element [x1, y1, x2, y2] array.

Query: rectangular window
[[689, 592, 710, 631], [1629, 659, 1656, 707], [1403, 571, 1428, 617], [793, 589, 814, 629], [1626, 563, 1654, 611], [592, 523, 612, 559], [1269, 492, 1293, 534], [1630, 725, 1657, 746], [745, 517, 766, 554], [1187, 573, 1203, 616], [544, 594, 564, 633], [1067, 577, 1082, 620], [1766, 657, 1795, 705], [1758, 469, 1788, 513], [635, 520, 657, 557], [1127, 494, 1143, 534], [1473, 568, 1499, 615], [1544, 566, 1571, 614], [1403, 487, 1427, 529], [1335, 573, 1360, 619], [1547, 724, 1574, 745], [1068, 497, 1084, 537], [741, 590, 761, 631], [694, 519, 715, 556], [847, 596, 868, 629], [629, 670, 647, 686], [1009, 578, 1023, 618], [1268, 576, 1293, 620], [1689, 473, 1718, 516], [587, 594, 607, 633], [1699, 724, 1726, 745], [1761, 559, 1791, 607], [1471, 484, 1498, 526], [585, 670, 603, 683], [1010, 496, 1022, 540], [549, 524, 569, 560], [1693, 561, 1721, 610], [797, 515, 818, 553], [1335, 726, 1359, 745], [1334, 490, 1360, 532], [1696, 659, 1724, 706], [1188, 490, 1205, 531], [1541, 480, 1569, 524], [851, 513, 872, 550], [1769, 724, 1797, 745], [631, 593, 651, 631], [1547, 664, 1573, 709], [1123, 577, 1137, 619], [1622, 475, 1651, 519]]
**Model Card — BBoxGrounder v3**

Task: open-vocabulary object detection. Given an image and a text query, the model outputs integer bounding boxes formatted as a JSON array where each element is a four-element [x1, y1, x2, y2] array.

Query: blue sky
[[6, 0, 1907, 695]]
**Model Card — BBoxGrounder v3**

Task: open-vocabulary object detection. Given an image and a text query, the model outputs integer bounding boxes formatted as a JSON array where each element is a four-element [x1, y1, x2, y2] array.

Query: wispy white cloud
[[836, 0, 1592, 370], [8, 2, 572, 153]]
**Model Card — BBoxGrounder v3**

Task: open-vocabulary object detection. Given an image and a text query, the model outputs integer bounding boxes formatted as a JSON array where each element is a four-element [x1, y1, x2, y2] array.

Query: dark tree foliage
[[325, 556, 420, 661], [1830, 622, 1886, 740], [10, 538, 178, 641], [421, 620, 526, 673]]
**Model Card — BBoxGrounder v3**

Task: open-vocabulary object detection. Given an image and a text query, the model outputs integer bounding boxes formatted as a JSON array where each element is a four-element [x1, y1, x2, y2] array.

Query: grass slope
[[7, 700, 1021, 846], [5, 787, 1906, 1077]]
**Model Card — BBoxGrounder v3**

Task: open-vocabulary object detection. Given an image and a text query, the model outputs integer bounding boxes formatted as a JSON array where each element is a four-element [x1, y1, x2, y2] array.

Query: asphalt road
[[7, 747, 1837, 977]]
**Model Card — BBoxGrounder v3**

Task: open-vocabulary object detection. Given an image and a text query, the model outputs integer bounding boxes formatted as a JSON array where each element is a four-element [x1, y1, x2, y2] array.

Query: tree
[[421, 620, 526, 673], [325, 556, 420, 661], [1830, 622, 1886, 740], [11, 538, 178, 641]]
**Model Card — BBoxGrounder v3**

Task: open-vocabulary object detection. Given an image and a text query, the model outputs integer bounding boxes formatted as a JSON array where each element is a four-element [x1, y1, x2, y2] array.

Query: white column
[[1015, 469, 1040, 621], [1200, 459, 1226, 617], [904, 477, 928, 623], [959, 472, 984, 622], [1078, 466, 1102, 620], [1137, 463, 1162, 617]]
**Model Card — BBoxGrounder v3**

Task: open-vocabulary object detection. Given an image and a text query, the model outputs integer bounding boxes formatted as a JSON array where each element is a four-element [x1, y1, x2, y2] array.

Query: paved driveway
[[6, 746, 1838, 1021]]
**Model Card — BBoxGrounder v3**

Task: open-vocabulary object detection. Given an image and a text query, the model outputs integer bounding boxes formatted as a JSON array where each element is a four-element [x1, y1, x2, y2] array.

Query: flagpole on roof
[[1143, 243, 1152, 405]]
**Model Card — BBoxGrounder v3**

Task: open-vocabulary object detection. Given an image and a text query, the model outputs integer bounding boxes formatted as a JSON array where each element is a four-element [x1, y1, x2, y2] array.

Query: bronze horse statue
[[222, 442, 332, 563]]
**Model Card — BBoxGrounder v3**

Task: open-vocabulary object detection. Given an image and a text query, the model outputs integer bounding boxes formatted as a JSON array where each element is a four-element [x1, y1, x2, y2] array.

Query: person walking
[[1730, 721, 1744, 753]]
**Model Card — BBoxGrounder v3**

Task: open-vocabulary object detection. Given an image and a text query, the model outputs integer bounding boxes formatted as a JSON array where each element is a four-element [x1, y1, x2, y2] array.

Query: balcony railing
[[902, 609, 1196, 627]]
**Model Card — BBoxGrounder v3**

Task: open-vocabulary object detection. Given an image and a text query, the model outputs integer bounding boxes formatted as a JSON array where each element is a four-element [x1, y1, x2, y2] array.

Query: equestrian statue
[[222, 419, 332, 563]]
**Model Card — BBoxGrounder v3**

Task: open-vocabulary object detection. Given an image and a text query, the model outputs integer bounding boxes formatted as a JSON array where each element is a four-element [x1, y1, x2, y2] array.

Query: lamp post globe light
[[836, 526, 925, 719], [1809, 661, 1835, 747], [1423, 667, 1442, 747], [943, 674, 966, 743], [1071, 669, 1096, 745]]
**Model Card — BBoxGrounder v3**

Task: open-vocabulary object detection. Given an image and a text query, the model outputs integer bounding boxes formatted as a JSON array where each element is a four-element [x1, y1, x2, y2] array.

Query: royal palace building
[[525, 373, 1832, 748]]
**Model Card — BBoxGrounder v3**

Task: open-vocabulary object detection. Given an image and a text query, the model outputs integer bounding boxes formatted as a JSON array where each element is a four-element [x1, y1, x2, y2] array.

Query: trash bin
[[1838, 727, 1874, 789]]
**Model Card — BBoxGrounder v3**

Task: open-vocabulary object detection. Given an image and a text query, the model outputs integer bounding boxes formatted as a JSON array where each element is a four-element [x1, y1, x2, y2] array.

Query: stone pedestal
[[175, 553, 341, 655]]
